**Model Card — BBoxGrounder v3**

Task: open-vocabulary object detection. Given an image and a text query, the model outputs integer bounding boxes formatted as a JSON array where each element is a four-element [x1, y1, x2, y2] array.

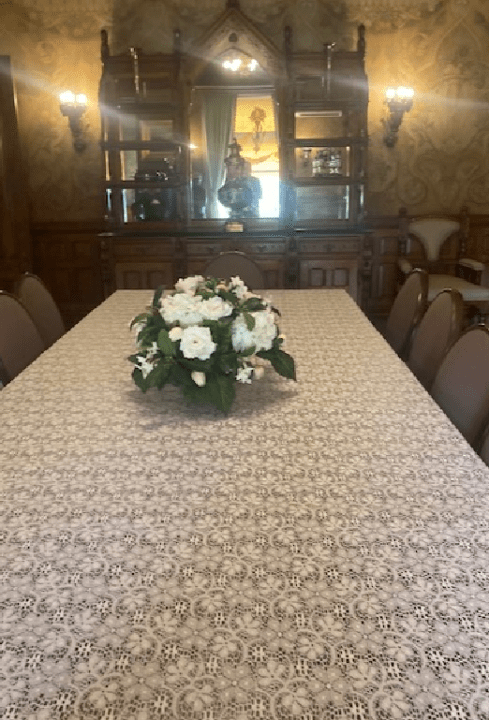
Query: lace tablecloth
[[2, 289, 489, 720]]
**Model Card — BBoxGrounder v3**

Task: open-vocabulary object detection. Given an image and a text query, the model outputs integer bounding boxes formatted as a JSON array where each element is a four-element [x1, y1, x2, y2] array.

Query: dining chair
[[384, 268, 428, 359], [477, 422, 489, 467], [407, 288, 464, 391], [397, 206, 489, 319], [0, 291, 46, 384], [430, 324, 489, 447], [204, 251, 265, 290], [15, 273, 65, 348]]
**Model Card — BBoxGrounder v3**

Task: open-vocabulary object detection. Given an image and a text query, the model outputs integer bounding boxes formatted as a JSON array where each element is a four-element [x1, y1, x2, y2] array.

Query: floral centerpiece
[[129, 275, 296, 413]]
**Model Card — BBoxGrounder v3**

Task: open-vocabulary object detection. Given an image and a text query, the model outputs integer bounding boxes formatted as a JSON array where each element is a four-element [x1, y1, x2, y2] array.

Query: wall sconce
[[59, 91, 88, 151], [383, 86, 414, 147]]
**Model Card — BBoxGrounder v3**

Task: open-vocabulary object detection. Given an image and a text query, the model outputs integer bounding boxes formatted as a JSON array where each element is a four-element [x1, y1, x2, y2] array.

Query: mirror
[[189, 49, 280, 220]]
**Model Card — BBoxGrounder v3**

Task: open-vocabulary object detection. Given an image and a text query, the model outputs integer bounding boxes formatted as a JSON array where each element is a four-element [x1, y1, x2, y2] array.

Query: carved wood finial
[[357, 24, 366, 57], [101, 29, 109, 63]]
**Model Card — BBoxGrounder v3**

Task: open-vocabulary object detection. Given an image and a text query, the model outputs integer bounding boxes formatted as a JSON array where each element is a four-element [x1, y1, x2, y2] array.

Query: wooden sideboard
[[99, 226, 370, 306]]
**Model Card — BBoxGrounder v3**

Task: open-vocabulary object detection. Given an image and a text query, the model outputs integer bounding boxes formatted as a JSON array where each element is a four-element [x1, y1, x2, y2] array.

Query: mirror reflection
[[189, 52, 279, 220]]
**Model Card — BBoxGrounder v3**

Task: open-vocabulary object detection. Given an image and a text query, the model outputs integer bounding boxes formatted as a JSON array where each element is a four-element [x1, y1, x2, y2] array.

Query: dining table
[[2, 288, 489, 720]]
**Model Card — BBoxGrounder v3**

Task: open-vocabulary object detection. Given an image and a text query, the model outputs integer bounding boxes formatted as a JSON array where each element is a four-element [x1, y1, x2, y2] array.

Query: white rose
[[191, 371, 206, 387], [169, 327, 183, 341], [200, 296, 233, 321], [175, 275, 204, 295], [231, 309, 277, 353], [252, 309, 277, 351], [180, 326, 216, 360], [231, 316, 255, 352], [160, 294, 203, 327]]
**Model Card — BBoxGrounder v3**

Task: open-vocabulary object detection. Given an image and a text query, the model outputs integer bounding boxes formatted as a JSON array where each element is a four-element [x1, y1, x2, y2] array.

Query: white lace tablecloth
[[2, 289, 489, 720]]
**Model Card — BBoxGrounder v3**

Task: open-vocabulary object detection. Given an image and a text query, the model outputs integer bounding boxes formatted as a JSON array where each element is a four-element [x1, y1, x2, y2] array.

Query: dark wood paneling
[[31, 221, 105, 328], [27, 213, 489, 329]]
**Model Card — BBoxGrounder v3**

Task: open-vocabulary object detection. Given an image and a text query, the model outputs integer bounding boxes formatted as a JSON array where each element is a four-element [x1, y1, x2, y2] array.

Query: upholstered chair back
[[407, 289, 463, 391], [408, 218, 460, 263], [204, 252, 265, 290], [431, 324, 489, 447], [385, 268, 428, 358], [0, 292, 46, 383], [16, 273, 65, 349]]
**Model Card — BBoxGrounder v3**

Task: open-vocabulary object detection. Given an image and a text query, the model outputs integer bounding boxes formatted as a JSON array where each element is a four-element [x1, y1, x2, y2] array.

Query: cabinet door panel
[[300, 258, 358, 299], [115, 262, 173, 290]]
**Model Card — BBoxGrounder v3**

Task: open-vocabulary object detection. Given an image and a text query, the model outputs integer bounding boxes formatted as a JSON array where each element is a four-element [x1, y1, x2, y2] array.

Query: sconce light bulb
[[60, 90, 76, 104], [397, 86, 414, 100], [385, 87, 396, 101], [75, 93, 88, 107]]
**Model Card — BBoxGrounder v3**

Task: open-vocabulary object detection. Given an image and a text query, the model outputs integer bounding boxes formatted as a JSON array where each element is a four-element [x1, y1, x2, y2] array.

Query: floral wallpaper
[[1, 0, 489, 221]]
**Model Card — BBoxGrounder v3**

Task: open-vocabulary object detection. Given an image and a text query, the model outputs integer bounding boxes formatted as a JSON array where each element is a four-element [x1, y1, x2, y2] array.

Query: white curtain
[[203, 90, 235, 218]]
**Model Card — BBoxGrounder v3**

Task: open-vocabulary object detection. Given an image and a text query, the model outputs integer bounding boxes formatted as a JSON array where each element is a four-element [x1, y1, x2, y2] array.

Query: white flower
[[231, 309, 277, 352], [191, 371, 206, 386], [253, 309, 277, 350], [135, 356, 154, 379], [169, 327, 183, 341], [200, 296, 233, 321], [175, 275, 204, 295], [229, 276, 248, 299], [180, 326, 216, 360], [131, 321, 145, 335], [146, 342, 159, 359], [237, 366, 253, 384], [160, 293, 203, 327], [231, 316, 255, 352]]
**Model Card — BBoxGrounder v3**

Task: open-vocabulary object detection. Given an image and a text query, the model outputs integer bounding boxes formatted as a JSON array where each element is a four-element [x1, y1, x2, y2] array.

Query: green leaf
[[157, 329, 176, 356], [205, 374, 236, 413], [178, 357, 214, 373], [243, 312, 255, 331], [146, 361, 171, 389], [152, 285, 164, 308], [257, 348, 296, 380], [240, 345, 256, 357], [241, 297, 266, 312], [215, 352, 239, 374], [130, 313, 149, 330], [169, 362, 193, 388], [132, 367, 148, 393]]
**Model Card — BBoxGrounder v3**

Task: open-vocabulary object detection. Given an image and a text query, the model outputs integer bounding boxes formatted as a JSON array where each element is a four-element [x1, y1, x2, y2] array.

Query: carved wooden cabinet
[[98, 1, 369, 302]]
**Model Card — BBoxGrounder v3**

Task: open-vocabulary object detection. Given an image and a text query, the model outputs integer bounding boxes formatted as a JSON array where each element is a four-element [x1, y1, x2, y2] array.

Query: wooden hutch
[[99, 0, 370, 303]]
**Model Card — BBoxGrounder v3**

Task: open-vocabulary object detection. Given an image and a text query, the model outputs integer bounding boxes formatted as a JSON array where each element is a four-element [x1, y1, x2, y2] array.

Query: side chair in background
[[204, 251, 265, 290], [397, 207, 489, 321], [0, 291, 46, 384], [384, 268, 428, 359], [15, 273, 65, 349], [430, 324, 489, 447], [407, 289, 464, 391]]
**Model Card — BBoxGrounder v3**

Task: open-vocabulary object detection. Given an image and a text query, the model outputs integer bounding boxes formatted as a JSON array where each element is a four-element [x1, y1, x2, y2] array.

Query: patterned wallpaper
[[1, 0, 489, 221]]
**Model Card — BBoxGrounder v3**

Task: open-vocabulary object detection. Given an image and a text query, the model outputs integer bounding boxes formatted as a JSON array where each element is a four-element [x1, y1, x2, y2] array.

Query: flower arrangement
[[129, 275, 296, 413]]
